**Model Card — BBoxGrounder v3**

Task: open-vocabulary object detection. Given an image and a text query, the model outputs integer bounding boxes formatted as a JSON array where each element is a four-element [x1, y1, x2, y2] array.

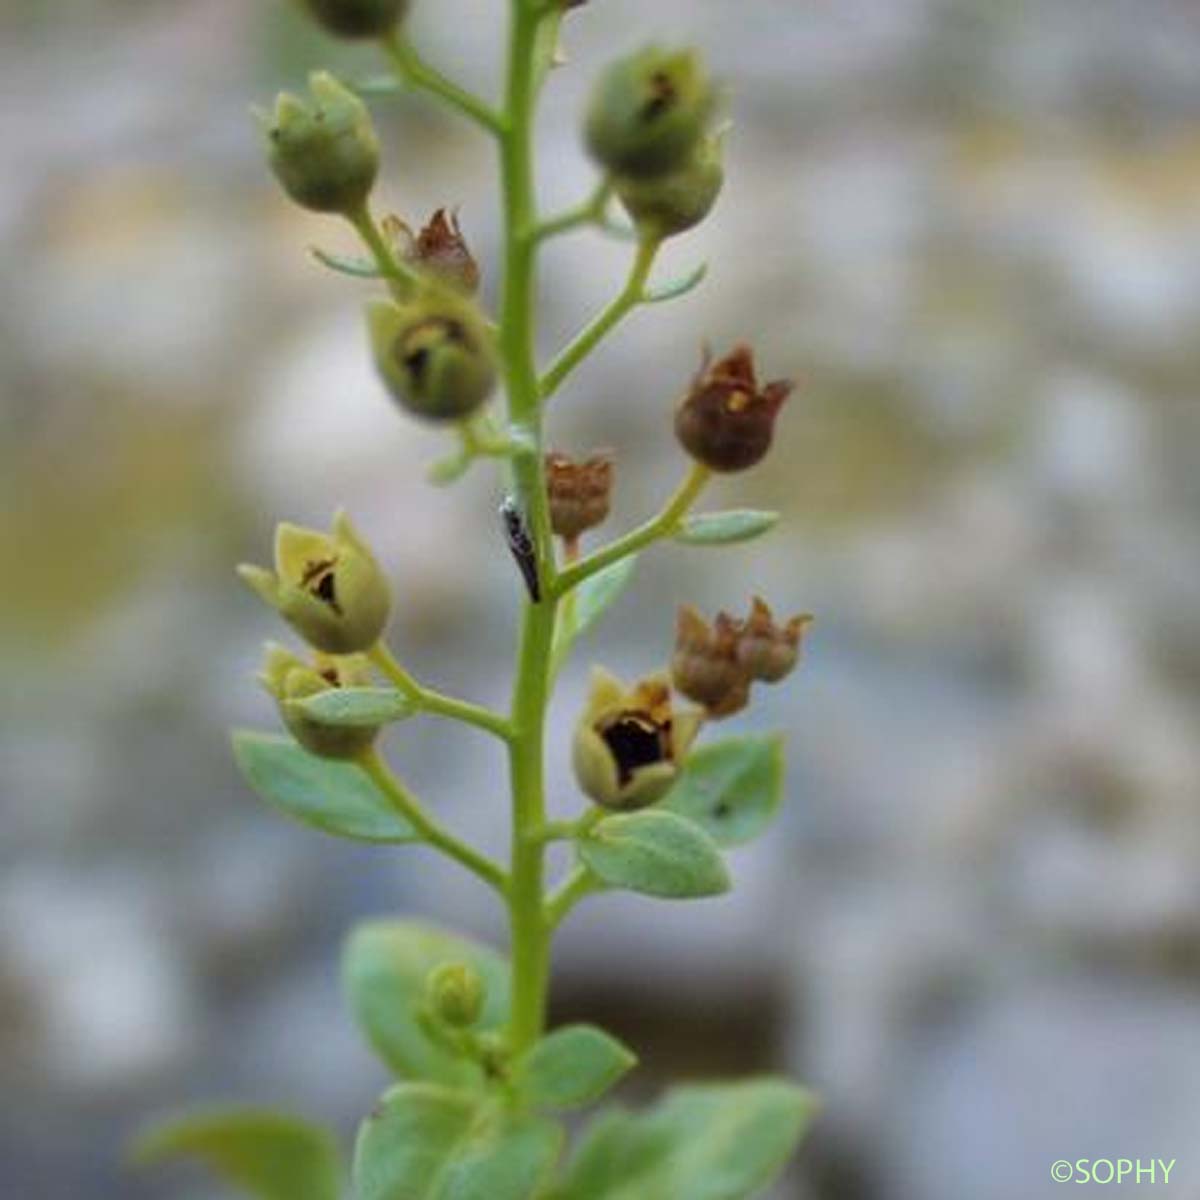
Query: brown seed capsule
[[732, 596, 812, 683], [670, 604, 752, 718], [545, 451, 614, 543], [674, 344, 793, 473], [388, 208, 481, 294]]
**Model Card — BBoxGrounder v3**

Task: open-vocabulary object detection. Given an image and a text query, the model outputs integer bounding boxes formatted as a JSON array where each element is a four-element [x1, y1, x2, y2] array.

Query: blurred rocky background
[[2, 0, 1200, 1196]]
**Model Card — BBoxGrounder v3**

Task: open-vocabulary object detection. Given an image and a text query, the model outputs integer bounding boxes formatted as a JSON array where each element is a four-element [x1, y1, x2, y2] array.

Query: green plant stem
[[532, 178, 613, 243], [381, 30, 507, 135], [499, 0, 558, 1057], [538, 236, 662, 401], [545, 865, 601, 930], [359, 748, 509, 893], [347, 203, 419, 301], [553, 463, 711, 597], [369, 644, 513, 741]]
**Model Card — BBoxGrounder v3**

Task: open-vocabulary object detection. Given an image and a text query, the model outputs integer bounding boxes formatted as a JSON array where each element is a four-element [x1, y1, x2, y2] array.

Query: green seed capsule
[[425, 962, 485, 1029], [615, 134, 724, 239], [367, 291, 498, 423], [259, 71, 378, 215], [259, 644, 379, 760], [585, 46, 715, 179], [297, 0, 409, 39]]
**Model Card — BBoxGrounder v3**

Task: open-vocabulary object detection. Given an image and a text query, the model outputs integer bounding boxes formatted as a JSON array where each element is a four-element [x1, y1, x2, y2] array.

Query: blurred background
[[3, 0, 1200, 1196]]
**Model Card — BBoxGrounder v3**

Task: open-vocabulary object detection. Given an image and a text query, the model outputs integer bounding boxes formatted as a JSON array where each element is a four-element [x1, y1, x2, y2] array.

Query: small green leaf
[[343, 920, 510, 1085], [352, 74, 405, 98], [310, 245, 383, 278], [642, 261, 708, 304], [663, 735, 785, 848], [517, 1025, 637, 1111], [577, 810, 730, 900], [354, 1083, 562, 1200], [232, 731, 418, 843], [556, 1078, 818, 1200], [133, 1109, 342, 1200], [673, 510, 780, 546], [575, 556, 638, 641], [290, 687, 418, 728]]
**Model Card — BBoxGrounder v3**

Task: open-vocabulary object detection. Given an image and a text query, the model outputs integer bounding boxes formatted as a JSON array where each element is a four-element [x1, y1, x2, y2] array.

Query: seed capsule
[[572, 668, 702, 811], [238, 511, 391, 654], [615, 134, 724, 240], [367, 290, 498, 423], [585, 46, 715, 179], [674, 344, 792, 473], [733, 596, 812, 683], [545, 450, 614, 543], [259, 72, 378, 216], [387, 208, 481, 295], [298, 0, 410, 39], [259, 643, 379, 760], [424, 961, 485, 1029], [670, 604, 751, 719]]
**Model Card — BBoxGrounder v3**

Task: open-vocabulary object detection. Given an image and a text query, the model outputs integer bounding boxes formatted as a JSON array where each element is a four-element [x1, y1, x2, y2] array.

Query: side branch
[[538, 236, 661, 402], [381, 31, 507, 135], [552, 463, 711, 597], [359, 749, 509, 893]]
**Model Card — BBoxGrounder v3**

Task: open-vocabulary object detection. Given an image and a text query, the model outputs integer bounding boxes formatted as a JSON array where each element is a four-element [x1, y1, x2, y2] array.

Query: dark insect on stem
[[500, 496, 541, 603]]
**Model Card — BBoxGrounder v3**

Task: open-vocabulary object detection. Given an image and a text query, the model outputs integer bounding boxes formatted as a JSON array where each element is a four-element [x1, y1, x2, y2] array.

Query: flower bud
[[674, 344, 793, 473], [615, 134, 724, 239], [572, 668, 702, 811], [545, 450, 614, 542], [670, 605, 751, 719], [259, 72, 378, 215], [585, 47, 715, 179], [298, 0, 409, 39], [388, 208, 481, 295], [733, 597, 812, 684], [425, 961, 485, 1029], [238, 511, 391, 654], [259, 643, 379, 760], [367, 290, 498, 423]]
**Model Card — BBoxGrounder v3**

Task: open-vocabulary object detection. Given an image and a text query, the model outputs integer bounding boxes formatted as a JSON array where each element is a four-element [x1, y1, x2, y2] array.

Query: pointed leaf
[[557, 1078, 818, 1200], [642, 261, 708, 304], [232, 731, 418, 843], [577, 810, 730, 900], [133, 1109, 342, 1200], [290, 687, 417, 728], [354, 1083, 562, 1200], [663, 735, 785, 848], [343, 920, 510, 1085], [310, 245, 383, 279], [516, 1025, 637, 1111], [673, 510, 780, 546]]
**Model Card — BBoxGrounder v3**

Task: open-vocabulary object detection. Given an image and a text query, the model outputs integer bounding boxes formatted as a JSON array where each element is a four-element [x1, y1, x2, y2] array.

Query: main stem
[[500, 0, 557, 1055]]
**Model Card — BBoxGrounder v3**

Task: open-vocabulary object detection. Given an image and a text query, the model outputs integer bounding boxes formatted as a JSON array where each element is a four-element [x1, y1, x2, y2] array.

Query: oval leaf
[[133, 1109, 342, 1200], [517, 1025, 637, 1111], [578, 811, 730, 900], [557, 1078, 818, 1200], [673, 510, 780, 546], [354, 1084, 562, 1200], [663, 735, 785, 848], [310, 245, 383, 278], [290, 687, 417, 728], [343, 920, 510, 1085], [642, 261, 708, 304], [575, 556, 638, 641], [232, 731, 418, 843]]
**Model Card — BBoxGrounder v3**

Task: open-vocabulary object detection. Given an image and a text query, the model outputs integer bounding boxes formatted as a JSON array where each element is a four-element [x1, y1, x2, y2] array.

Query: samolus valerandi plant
[[136, 1, 819, 1196]]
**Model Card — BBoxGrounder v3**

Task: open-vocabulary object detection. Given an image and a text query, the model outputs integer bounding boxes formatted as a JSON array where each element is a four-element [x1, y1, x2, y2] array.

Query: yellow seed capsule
[[572, 668, 702, 811], [424, 961, 485, 1029], [259, 643, 378, 760], [238, 511, 391, 654], [367, 290, 498, 423], [258, 72, 378, 215], [585, 46, 716, 179]]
